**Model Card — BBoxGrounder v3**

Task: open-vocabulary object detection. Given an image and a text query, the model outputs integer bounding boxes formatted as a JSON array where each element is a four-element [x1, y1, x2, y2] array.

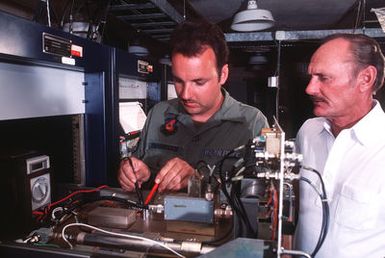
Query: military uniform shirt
[[134, 89, 268, 182]]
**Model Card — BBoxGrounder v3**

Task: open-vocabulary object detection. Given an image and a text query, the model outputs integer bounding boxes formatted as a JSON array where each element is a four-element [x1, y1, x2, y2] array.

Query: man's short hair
[[323, 33, 385, 93], [170, 20, 229, 77]]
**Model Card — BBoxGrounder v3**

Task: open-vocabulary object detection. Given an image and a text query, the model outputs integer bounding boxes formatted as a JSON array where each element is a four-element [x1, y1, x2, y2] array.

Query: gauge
[[30, 173, 51, 210], [32, 177, 49, 202]]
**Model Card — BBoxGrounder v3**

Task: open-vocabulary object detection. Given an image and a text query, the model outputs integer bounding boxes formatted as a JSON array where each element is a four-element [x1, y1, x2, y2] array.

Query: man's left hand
[[155, 157, 195, 192]]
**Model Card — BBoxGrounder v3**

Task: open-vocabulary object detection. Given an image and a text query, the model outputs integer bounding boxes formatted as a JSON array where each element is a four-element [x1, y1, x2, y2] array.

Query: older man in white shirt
[[295, 33, 385, 258]]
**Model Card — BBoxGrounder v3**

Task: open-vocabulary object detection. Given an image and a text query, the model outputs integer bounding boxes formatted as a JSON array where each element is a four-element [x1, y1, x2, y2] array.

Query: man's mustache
[[180, 99, 196, 104], [310, 96, 326, 103]]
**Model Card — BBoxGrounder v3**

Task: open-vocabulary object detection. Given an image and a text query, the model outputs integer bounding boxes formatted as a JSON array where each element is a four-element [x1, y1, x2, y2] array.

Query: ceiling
[[0, 0, 384, 57], [107, 0, 385, 43]]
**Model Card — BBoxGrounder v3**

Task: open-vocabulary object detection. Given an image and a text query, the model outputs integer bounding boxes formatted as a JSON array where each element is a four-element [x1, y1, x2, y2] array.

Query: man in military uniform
[[118, 20, 268, 193]]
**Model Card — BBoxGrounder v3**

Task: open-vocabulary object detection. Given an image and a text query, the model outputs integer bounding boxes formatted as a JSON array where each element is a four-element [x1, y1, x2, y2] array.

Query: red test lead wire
[[144, 183, 159, 205]]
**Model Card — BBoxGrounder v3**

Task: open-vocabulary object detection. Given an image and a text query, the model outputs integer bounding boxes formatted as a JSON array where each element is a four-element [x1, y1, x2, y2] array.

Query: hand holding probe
[[124, 156, 144, 205]]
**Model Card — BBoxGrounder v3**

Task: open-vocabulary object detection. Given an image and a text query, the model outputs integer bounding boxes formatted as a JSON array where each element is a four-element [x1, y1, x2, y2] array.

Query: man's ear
[[358, 65, 377, 92], [219, 64, 229, 85]]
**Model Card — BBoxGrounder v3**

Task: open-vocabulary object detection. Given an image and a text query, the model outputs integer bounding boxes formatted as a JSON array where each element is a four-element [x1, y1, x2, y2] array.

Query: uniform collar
[[212, 88, 245, 123]]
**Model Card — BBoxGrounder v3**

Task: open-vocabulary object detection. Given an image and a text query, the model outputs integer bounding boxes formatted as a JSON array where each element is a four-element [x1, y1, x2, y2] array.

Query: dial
[[30, 173, 51, 210], [31, 176, 49, 203]]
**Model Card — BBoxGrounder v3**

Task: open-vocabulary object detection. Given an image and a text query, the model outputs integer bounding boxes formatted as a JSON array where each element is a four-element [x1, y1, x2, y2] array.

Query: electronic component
[[0, 152, 51, 240], [26, 154, 52, 211], [166, 220, 216, 236], [88, 206, 137, 229], [251, 121, 303, 257], [164, 196, 214, 224]]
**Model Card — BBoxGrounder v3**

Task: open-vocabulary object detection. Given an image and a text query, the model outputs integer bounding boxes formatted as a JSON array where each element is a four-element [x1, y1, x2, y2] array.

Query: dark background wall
[[227, 41, 385, 138]]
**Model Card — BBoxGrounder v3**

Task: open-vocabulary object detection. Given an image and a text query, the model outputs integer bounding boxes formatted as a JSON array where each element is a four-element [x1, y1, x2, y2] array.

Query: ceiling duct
[[188, 0, 242, 23]]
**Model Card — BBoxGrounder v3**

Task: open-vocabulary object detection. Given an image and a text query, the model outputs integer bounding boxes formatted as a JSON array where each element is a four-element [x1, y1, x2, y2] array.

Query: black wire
[[60, 0, 72, 27], [33, 2, 45, 23], [301, 165, 329, 256], [217, 149, 243, 235], [231, 181, 258, 237], [301, 166, 327, 201], [195, 160, 209, 177], [216, 144, 258, 237], [123, 156, 144, 205], [195, 160, 215, 186], [229, 163, 256, 237], [229, 183, 245, 236], [97, 195, 146, 209], [98, 0, 112, 43], [300, 172, 329, 258]]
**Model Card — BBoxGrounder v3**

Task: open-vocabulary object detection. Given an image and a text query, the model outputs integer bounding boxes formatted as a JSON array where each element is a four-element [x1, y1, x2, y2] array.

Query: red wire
[[46, 185, 109, 212], [32, 210, 44, 215], [144, 183, 159, 205]]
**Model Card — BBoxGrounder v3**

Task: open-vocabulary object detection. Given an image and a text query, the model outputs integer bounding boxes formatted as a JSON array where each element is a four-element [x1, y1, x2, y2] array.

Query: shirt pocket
[[144, 142, 183, 170], [335, 184, 379, 230]]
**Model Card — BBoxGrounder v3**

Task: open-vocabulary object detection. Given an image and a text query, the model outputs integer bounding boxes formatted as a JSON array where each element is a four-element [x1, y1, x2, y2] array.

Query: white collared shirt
[[295, 101, 385, 258]]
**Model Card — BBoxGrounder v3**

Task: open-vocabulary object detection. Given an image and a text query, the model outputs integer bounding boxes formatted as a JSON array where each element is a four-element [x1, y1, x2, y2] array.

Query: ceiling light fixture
[[231, 0, 274, 32], [128, 45, 149, 56], [159, 54, 171, 66], [249, 53, 268, 64], [372, 7, 385, 33]]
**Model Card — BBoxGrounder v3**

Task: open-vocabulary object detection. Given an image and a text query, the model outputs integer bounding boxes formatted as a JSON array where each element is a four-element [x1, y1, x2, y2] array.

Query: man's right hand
[[118, 157, 150, 191]]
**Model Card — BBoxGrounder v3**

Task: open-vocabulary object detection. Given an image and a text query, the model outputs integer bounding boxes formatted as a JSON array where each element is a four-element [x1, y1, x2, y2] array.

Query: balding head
[[320, 34, 385, 93]]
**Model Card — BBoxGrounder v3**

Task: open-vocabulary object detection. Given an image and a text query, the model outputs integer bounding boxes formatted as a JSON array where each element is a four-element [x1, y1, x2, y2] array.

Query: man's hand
[[118, 157, 150, 191], [155, 157, 195, 192]]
